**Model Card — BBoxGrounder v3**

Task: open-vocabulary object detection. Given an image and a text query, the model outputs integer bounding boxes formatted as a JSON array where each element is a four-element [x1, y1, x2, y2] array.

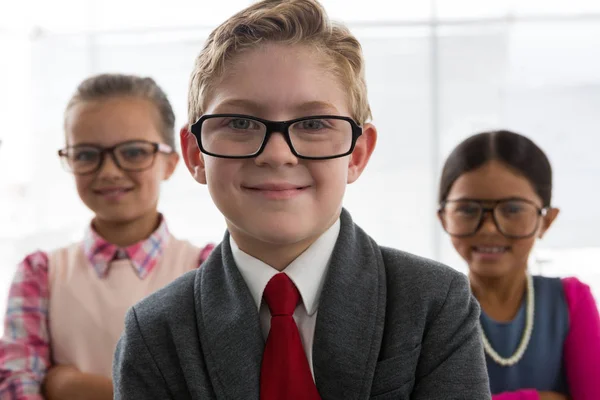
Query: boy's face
[[183, 43, 376, 266]]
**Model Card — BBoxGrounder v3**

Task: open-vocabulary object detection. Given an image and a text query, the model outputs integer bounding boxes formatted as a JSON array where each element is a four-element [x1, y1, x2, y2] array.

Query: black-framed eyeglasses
[[58, 140, 173, 175], [189, 114, 362, 159], [438, 198, 548, 239]]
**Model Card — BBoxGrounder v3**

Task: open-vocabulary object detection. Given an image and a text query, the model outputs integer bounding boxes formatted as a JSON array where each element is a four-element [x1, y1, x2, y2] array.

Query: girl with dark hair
[[438, 130, 600, 400]]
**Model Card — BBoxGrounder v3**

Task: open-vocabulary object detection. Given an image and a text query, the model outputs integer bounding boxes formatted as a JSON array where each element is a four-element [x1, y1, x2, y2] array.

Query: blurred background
[[1, 0, 599, 328]]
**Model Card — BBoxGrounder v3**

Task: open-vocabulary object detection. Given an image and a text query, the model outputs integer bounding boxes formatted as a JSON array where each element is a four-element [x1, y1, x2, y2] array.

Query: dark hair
[[438, 130, 553, 207], [65, 73, 176, 148]]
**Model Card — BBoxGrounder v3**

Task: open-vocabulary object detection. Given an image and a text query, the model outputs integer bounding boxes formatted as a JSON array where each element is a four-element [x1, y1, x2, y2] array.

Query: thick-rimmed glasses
[[438, 198, 548, 239], [190, 114, 362, 159], [58, 140, 173, 175]]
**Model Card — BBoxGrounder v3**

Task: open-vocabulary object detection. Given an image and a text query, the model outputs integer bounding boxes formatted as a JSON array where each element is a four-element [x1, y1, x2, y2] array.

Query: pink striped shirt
[[493, 278, 600, 400], [0, 218, 214, 399]]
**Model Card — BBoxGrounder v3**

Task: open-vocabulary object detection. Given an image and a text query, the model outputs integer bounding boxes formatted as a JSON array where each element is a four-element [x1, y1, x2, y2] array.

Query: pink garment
[[48, 235, 201, 379], [492, 277, 600, 400], [0, 218, 214, 400]]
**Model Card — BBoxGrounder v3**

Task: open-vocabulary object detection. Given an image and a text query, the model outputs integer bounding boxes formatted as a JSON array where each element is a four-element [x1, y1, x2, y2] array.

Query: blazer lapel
[[313, 209, 387, 400], [194, 235, 264, 400]]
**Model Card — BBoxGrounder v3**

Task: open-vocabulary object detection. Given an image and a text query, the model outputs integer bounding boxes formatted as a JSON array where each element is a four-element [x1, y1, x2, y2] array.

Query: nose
[[254, 132, 298, 167], [478, 211, 499, 234], [96, 153, 125, 179]]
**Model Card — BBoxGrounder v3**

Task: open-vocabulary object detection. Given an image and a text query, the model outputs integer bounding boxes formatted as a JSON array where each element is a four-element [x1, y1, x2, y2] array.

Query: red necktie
[[260, 273, 321, 400]]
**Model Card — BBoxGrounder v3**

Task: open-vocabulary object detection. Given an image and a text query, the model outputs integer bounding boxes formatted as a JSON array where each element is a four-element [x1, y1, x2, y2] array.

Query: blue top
[[481, 276, 570, 395]]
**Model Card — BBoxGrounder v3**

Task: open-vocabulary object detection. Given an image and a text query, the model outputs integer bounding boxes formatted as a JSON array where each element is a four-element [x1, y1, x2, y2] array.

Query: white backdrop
[[1, 1, 600, 327]]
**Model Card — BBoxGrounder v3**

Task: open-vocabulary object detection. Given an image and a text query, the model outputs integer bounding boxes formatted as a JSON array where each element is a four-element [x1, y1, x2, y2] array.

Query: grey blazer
[[113, 210, 491, 399]]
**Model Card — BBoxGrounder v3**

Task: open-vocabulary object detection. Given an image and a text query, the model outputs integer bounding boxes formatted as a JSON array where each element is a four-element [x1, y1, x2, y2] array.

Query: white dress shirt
[[230, 219, 341, 377]]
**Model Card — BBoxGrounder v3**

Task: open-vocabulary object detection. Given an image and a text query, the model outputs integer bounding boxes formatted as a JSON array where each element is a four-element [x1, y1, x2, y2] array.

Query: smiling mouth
[[242, 184, 310, 200], [93, 188, 134, 195], [472, 246, 511, 254], [244, 186, 309, 191]]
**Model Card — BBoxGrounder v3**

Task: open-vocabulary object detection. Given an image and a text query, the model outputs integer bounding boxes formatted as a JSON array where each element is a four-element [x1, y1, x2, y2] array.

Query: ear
[[180, 125, 207, 185], [538, 207, 560, 239], [347, 123, 377, 184], [436, 208, 450, 234], [436, 209, 443, 225], [162, 151, 180, 180]]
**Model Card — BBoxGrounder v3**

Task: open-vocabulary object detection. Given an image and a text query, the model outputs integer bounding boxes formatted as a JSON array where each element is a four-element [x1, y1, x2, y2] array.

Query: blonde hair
[[65, 73, 176, 148], [188, 0, 371, 125]]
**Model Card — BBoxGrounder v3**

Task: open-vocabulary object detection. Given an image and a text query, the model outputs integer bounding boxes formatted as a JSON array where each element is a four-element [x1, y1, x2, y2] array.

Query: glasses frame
[[58, 140, 173, 175], [190, 114, 363, 160], [438, 197, 549, 239]]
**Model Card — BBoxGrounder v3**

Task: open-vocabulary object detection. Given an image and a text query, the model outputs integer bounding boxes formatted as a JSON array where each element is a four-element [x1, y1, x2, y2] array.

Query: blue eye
[[297, 119, 325, 130], [228, 118, 260, 130]]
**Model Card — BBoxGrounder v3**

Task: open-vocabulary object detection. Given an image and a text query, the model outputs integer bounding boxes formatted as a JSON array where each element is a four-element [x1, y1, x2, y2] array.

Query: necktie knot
[[263, 273, 299, 316]]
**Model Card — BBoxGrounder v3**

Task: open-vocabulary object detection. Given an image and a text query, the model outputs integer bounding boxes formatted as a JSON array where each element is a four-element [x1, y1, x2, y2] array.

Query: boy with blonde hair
[[113, 1, 491, 398]]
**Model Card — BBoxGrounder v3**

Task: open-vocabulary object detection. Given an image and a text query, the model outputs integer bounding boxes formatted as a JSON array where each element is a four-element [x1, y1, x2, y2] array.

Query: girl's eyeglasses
[[438, 198, 548, 239], [58, 140, 173, 175]]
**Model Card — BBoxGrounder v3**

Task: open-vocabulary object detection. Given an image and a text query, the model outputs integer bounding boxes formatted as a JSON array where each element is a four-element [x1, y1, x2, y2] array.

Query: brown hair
[[439, 130, 553, 207], [65, 73, 176, 148], [188, 0, 371, 125]]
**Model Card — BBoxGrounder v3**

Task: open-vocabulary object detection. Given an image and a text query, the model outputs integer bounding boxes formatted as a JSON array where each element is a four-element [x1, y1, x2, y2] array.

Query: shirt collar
[[231, 218, 340, 316], [83, 216, 170, 279]]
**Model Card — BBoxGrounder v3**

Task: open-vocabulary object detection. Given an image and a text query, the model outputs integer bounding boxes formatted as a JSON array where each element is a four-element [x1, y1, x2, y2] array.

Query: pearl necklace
[[480, 274, 535, 367]]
